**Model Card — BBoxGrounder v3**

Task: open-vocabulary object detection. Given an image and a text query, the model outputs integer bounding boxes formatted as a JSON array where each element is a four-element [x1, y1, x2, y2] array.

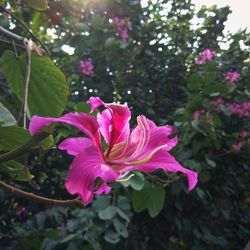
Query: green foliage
[[24, 0, 48, 10], [132, 181, 166, 218], [0, 126, 30, 150], [2, 51, 69, 117], [0, 102, 16, 127]]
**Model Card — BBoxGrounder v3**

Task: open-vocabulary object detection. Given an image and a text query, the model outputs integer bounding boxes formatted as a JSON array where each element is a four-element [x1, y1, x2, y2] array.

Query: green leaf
[[41, 135, 54, 150], [104, 37, 116, 48], [205, 157, 216, 168], [75, 23, 89, 32], [24, 0, 49, 10], [0, 126, 30, 151], [0, 128, 51, 163], [2, 51, 69, 117], [0, 102, 16, 127], [147, 185, 165, 218], [92, 196, 110, 212], [98, 206, 118, 220], [41, 237, 58, 250], [0, 160, 34, 181], [132, 182, 150, 213], [104, 229, 120, 244], [121, 171, 145, 190], [117, 196, 130, 211], [187, 74, 202, 90], [0, 160, 24, 172], [204, 83, 223, 95], [113, 218, 128, 238], [132, 181, 166, 217], [91, 15, 105, 30]]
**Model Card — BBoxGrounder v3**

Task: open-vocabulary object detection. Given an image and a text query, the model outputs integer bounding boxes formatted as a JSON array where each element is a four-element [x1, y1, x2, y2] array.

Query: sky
[[192, 0, 250, 33], [141, 0, 250, 34]]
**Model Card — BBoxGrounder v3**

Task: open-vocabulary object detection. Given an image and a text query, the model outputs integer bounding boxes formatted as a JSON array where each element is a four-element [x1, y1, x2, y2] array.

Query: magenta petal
[[97, 109, 112, 144], [123, 149, 198, 191], [87, 96, 104, 113], [29, 113, 101, 147], [111, 115, 177, 162], [95, 183, 111, 195], [106, 102, 131, 147], [58, 137, 93, 156], [87, 96, 131, 151], [65, 145, 119, 205]]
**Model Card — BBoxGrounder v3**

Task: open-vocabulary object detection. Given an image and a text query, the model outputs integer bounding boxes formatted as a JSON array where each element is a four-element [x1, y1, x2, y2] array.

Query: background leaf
[[0, 102, 16, 127], [24, 0, 49, 10]]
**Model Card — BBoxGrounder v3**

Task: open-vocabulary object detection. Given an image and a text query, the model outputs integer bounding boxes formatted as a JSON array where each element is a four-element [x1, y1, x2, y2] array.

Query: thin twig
[[0, 26, 45, 56], [23, 38, 33, 129], [0, 180, 83, 207], [0, 25, 24, 43], [0, 5, 50, 56], [11, 40, 19, 59]]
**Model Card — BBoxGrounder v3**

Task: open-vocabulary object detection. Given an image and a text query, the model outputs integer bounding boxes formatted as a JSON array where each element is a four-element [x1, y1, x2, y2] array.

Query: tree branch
[[0, 4, 50, 56], [0, 180, 83, 207], [0, 25, 24, 43], [0, 25, 45, 56]]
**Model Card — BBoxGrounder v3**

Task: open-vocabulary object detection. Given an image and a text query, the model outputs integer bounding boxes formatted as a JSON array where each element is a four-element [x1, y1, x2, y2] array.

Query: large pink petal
[[87, 96, 131, 152], [122, 149, 198, 191], [97, 109, 112, 144], [58, 137, 93, 156], [65, 145, 119, 205], [29, 113, 101, 147]]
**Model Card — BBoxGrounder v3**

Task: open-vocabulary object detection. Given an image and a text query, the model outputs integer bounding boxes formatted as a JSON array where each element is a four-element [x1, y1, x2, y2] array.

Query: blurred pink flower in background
[[232, 142, 244, 152], [120, 28, 128, 43], [239, 131, 249, 138], [112, 17, 129, 43], [195, 49, 214, 65], [230, 102, 250, 118], [80, 61, 94, 77], [225, 71, 240, 83], [212, 98, 224, 112], [212, 98, 224, 107], [193, 110, 205, 120]]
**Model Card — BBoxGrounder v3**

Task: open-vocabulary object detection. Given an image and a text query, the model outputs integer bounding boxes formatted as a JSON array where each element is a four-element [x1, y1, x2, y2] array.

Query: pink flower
[[193, 110, 205, 120], [212, 98, 224, 107], [225, 71, 240, 83], [239, 131, 249, 138], [211, 98, 224, 112], [195, 49, 214, 65], [232, 142, 244, 152], [230, 102, 250, 118], [79, 61, 94, 77], [120, 28, 128, 43], [29, 97, 198, 205], [112, 17, 129, 43]]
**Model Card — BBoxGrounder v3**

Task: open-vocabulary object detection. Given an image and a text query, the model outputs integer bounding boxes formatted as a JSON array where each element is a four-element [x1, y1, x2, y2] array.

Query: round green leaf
[[113, 218, 128, 238], [0, 102, 16, 127], [98, 206, 118, 220]]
